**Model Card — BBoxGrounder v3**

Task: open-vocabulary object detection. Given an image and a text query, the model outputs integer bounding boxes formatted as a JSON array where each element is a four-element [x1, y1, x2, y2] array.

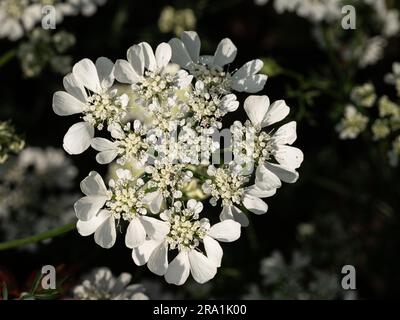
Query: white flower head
[[73, 267, 149, 300], [131, 199, 241, 285], [169, 31, 268, 94], [53, 57, 129, 154], [114, 42, 192, 105]]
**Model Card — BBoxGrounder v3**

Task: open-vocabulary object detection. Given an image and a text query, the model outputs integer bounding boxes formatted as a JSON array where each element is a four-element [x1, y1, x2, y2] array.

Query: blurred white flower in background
[[0, 0, 41, 40], [243, 250, 356, 300], [357, 36, 387, 69], [336, 105, 368, 139], [0, 0, 107, 41], [158, 6, 196, 36], [0, 147, 78, 243], [0, 120, 25, 164], [259, 0, 400, 69], [73, 267, 149, 300]]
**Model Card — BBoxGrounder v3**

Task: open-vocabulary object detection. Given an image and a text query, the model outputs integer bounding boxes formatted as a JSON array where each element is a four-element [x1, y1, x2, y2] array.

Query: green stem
[[0, 49, 16, 69], [0, 223, 76, 251]]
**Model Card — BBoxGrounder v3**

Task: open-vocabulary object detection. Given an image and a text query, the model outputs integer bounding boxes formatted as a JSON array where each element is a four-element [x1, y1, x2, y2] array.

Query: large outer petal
[[261, 100, 290, 127], [76, 209, 109, 236], [188, 250, 217, 284], [165, 251, 191, 286], [155, 42, 172, 69], [208, 220, 241, 242], [244, 95, 270, 127], [132, 239, 160, 266], [74, 195, 107, 221], [125, 217, 146, 248], [147, 241, 168, 276], [72, 58, 101, 93], [181, 31, 200, 62], [213, 38, 237, 67], [203, 235, 223, 267], [80, 171, 108, 196], [243, 194, 268, 215], [219, 205, 249, 227], [263, 162, 299, 183], [96, 57, 114, 89], [274, 145, 304, 169], [52, 91, 85, 116], [94, 215, 116, 249], [168, 38, 194, 68], [272, 121, 297, 145], [113, 59, 141, 84], [63, 73, 88, 102], [63, 122, 94, 155], [140, 216, 170, 241]]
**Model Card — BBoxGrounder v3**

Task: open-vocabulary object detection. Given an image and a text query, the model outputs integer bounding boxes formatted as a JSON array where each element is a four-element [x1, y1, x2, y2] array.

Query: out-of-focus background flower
[[1, 0, 400, 299]]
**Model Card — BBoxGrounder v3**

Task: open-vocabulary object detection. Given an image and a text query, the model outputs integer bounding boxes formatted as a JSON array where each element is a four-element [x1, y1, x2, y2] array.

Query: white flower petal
[[76, 209, 109, 236], [147, 242, 168, 276], [155, 42, 172, 69], [208, 220, 241, 242], [95, 57, 114, 89], [72, 58, 101, 93], [243, 194, 268, 215], [125, 217, 146, 248], [96, 150, 118, 164], [165, 251, 191, 286], [274, 145, 304, 169], [168, 38, 194, 68], [272, 121, 297, 145], [132, 239, 160, 266], [138, 42, 157, 72], [140, 216, 170, 241], [245, 185, 276, 198], [74, 195, 107, 221], [142, 190, 163, 214], [203, 235, 223, 267], [181, 31, 200, 62], [80, 171, 108, 196], [231, 74, 268, 93], [233, 59, 263, 79], [91, 137, 115, 151], [94, 215, 116, 249], [244, 95, 270, 127], [219, 205, 249, 227], [52, 91, 85, 116], [264, 162, 299, 183], [63, 122, 94, 155], [63, 73, 87, 102], [213, 38, 237, 67], [255, 163, 282, 190], [261, 100, 290, 127], [188, 250, 217, 284], [114, 59, 141, 84], [127, 44, 144, 76], [231, 59, 267, 93]]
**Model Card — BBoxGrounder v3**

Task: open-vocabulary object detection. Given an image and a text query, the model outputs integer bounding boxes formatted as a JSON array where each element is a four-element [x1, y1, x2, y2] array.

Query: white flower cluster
[[53, 31, 304, 285], [0, 0, 107, 41], [73, 267, 149, 300], [337, 62, 400, 166]]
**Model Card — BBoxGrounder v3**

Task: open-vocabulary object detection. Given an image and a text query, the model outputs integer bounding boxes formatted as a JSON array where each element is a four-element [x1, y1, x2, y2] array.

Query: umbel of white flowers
[[52, 31, 304, 285]]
